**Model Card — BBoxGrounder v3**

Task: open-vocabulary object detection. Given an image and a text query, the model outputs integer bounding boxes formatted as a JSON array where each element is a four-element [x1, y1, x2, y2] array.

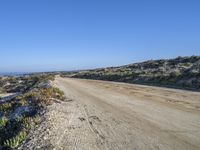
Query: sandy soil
[[20, 77, 200, 150]]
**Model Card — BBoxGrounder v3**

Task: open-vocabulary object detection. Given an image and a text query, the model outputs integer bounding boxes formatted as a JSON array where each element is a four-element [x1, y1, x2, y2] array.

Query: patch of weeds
[[0, 118, 8, 128], [52, 87, 65, 101], [3, 130, 26, 149], [0, 115, 40, 149], [18, 98, 29, 106], [0, 102, 14, 114], [25, 87, 65, 107]]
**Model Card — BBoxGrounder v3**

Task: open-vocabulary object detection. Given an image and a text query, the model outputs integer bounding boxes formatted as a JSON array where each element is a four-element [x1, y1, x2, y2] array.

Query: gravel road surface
[[20, 77, 200, 150]]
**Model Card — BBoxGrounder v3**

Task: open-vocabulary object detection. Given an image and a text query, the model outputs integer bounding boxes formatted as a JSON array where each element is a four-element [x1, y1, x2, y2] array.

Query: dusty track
[[21, 77, 200, 150]]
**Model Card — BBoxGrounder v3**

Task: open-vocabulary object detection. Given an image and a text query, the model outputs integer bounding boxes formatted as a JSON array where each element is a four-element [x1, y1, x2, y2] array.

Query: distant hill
[[71, 56, 200, 91]]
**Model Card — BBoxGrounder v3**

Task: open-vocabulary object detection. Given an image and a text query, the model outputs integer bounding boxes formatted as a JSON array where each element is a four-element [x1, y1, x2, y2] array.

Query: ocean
[[0, 72, 28, 77]]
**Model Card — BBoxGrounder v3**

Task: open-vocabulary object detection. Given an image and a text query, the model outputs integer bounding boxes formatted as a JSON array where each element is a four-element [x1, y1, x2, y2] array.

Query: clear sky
[[0, 0, 200, 72]]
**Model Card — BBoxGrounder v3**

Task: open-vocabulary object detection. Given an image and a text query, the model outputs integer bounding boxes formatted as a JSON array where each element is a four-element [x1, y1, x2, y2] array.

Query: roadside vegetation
[[0, 74, 65, 149], [65, 56, 200, 91]]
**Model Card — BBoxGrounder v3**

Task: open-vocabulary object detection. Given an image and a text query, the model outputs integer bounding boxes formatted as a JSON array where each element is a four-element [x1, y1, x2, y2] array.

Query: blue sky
[[0, 0, 200, 72]]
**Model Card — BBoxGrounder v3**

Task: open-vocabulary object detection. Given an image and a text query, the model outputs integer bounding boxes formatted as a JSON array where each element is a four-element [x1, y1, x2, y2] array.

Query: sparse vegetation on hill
[[70, 56, 200, 90], [0, 74, 65, 149]]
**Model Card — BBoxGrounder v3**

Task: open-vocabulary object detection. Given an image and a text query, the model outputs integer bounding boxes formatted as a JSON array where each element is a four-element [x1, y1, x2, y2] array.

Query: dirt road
[[21, 77, 200, 150]]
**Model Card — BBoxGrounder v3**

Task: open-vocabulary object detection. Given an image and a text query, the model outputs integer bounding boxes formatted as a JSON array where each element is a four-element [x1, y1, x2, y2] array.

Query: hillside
[[0, 75, 65, 149], [71, 56, 200, 90]]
